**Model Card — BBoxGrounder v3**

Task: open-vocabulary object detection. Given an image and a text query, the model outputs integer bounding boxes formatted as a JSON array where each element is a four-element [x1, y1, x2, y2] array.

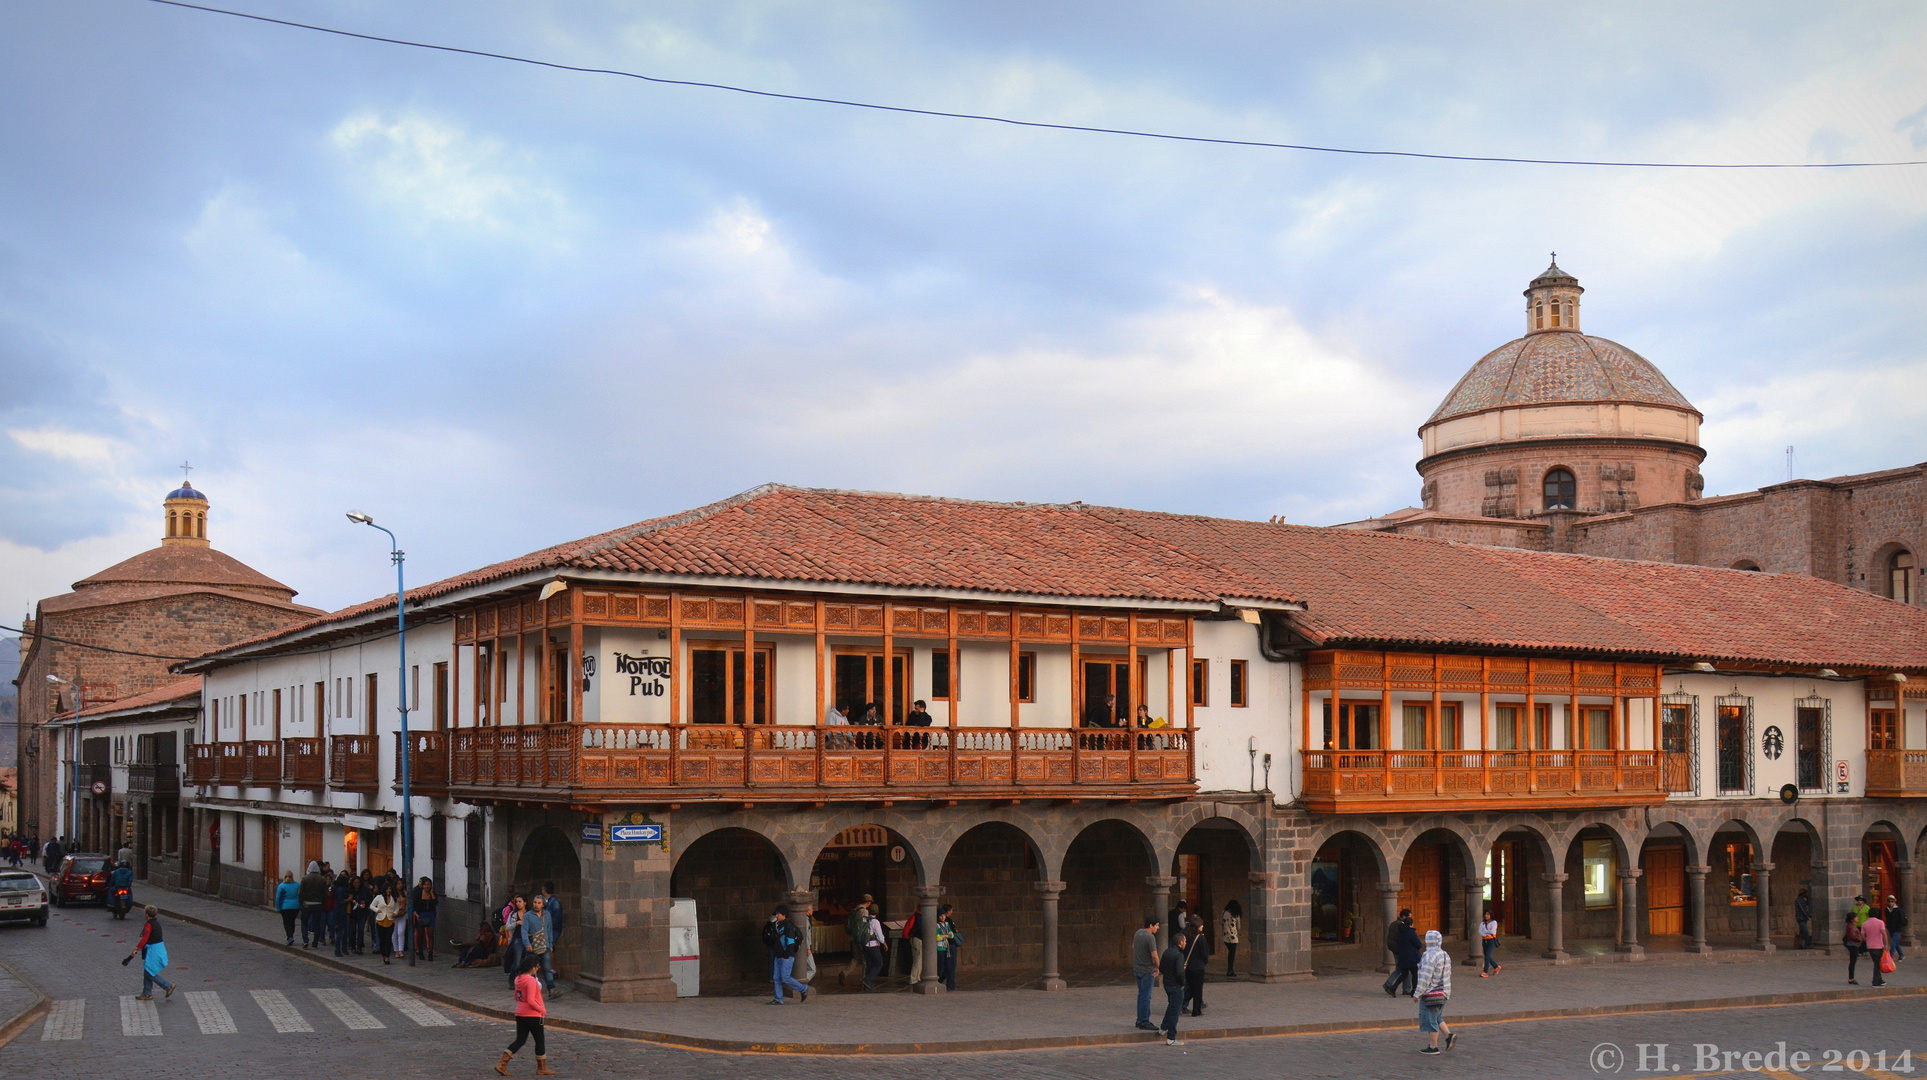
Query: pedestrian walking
[[1413, 929, 1456, 1054], [1183, 916, 1212, 1016], [859, 904, 888, 991], [522, 894, 555, 991], [1158, 929, 1187, 1046], [1795, 889, 1813, 950], [840, 895, 873, 985], [275, 871, 301, 945], [330, 872, 355, 956], [1221, 900, 1242, 977], [936, 904, 961, 992], [1478, 909, 1502, 976], [1131, 916, 1160, 1031], [494, 955, 555, 1076], [298, 861, 326, 947], [1384, 909, 1421, 996], [1844, 908, 1868, 984], [1860, 912, 1890, 987], [541, 881, 565, 958], [413, 878, 438, 961], [1167, 899, 1189, 939], [126, 906, 175, 1001], [352, 873, 375, 954], [373, 884, 403, 965], [42, 837, 62, 874], [1884, 895, 1906, 963], [762, 907, 810, 1004]]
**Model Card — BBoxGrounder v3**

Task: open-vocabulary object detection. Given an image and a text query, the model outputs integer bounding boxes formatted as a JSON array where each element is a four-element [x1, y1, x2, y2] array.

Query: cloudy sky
[[3, 1, 1924, 620]]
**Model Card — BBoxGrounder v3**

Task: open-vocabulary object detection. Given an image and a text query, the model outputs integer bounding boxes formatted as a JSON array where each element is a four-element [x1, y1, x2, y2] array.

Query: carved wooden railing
[[1865, 749, 1927, 797], [185, 743, 217, 785], [394, 731, 449, 796], [329, 734, 379, 794], [243, 740, 281, 788], [127, 763, 179, 798], [1300, 748, 1664, 811], [216, 741, 247, 784], [445, 722, 1195, 803], [281, 737, 325, 790]]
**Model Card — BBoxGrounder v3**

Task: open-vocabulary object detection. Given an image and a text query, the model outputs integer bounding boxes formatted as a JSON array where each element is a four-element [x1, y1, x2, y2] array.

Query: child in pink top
[[496, 956, 554, 1074]]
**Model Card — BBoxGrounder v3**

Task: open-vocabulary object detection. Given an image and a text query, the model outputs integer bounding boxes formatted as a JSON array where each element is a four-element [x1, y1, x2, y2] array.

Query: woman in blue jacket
[[274, 872, 302, 945]]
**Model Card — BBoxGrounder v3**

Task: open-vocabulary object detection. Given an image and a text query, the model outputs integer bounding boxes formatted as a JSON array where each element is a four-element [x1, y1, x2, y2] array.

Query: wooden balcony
[[216, 742, 247, 785], [1299, 749, 1673, 813], [243, 740, 281, 788], [127, 763, 179, 799], [1866, 750, 1927, 798], [394, 731, 449, 797], [281, 737, 326, 790], [186, 744, 217, 785], [329, 734, 379, 794], [447, 723, 1195, 807]]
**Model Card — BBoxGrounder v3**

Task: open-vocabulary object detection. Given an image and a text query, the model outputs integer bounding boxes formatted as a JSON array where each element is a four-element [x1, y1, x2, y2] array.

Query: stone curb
[[151, 889, 1924, 1057], [0, 957, 51, 1051]]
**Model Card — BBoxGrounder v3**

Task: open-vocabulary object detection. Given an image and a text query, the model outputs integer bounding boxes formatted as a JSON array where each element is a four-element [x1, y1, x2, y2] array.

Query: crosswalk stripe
[[368, 986, 455, 1027], [311, 987, 384, 1030], [250, 989, 313, 1033], [185, 991, 237, 1035], [40, 999, 83, 1041], [119, 995, 161, 1037]]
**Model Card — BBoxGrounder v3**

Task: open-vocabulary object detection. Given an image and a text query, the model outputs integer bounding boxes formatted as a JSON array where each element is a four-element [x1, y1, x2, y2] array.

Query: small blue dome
[[167, 483, 206, 501]]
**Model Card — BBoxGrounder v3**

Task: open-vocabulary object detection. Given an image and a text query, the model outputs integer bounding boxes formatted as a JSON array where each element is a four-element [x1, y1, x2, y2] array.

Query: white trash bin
[[669, 898, 700, 997]]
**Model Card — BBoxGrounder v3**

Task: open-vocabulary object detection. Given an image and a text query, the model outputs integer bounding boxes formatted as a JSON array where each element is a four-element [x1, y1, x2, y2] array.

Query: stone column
[[782, 889, 817, 982], [1463, 877, 1488, 966], [1685, 864, 1712, 954], [1752, 860, 1775, 952], [576, 816, 677, 1002], [915, 884, 946, 994], [1542, 872, 1569, 961], [1035, 880, 1066, 991], [1617, 867, 1644, 957], [1897, 861, 1915, 948], [1147, 875, 1176, 951], [1378, 881, 1403, 973]]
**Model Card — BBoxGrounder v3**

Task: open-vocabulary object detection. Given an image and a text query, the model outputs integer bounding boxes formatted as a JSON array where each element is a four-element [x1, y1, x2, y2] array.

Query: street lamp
[[347, 510, 415, 967], [47, 674, 80, 845]]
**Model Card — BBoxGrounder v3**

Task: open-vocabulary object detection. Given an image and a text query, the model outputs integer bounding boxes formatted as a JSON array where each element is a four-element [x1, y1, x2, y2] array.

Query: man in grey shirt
[[1132, 916, 1161, 1031]]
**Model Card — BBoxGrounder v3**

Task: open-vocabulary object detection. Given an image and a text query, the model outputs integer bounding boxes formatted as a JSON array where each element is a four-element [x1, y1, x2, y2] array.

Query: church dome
[[167, 482, 206, 502], [1427, 331, 1698, 425]]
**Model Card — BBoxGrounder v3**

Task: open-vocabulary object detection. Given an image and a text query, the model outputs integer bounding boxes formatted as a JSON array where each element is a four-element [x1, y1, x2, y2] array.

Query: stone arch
[[670, 811, 806, 890], [1170, 815, 1263, 961], [1542, 465, 1578, 511], [1730, 560, 1762, 572], [670, 826, 791, 996], [1861, 818, 1911, 914], [936, 819, 1049, 981], [1304, 819, 1394, 881], [1702, 814, 1765, 867], [1303, 825, 1393, 970], [793, 809, 932, 889], [1871, 541, 1915, 601], [1391, 823, 1479, 942], [1060, 818, 1161, 972], [510, 824, 583, 980], [920, 806, 1054, 883]]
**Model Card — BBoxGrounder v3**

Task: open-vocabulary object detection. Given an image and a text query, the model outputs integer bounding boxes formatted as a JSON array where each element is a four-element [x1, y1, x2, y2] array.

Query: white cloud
[[1698, 359, 1927, 492], [330, 112, 573, 240], [7, 427, 119, 466]]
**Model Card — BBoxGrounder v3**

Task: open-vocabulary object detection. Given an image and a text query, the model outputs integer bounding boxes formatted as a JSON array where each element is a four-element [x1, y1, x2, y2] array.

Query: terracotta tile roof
[[200, 484, 1927, 673], [78, 675, 202, 718], [1095, 507, 1927, 670], [37, 582, 320, 617], [76, 543, 300, 598]]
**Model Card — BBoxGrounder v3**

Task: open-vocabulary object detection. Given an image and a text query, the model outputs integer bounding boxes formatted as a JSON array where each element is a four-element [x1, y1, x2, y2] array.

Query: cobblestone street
[[5, 902, 1925, 1079]]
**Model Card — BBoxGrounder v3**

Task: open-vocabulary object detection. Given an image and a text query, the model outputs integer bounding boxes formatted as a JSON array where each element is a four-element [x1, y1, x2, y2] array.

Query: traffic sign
[[610, 823, 663, 844]]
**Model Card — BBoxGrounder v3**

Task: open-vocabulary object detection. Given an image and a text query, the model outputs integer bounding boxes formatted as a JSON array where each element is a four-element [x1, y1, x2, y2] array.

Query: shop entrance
[[809, 825, 893, 957], [1646, 845, 1685, 935], [1403, 844, 1444, 936], [1486, 839, 1529, 938]]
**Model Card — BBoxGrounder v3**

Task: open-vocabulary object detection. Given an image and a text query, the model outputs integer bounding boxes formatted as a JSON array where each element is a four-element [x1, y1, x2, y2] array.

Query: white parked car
[[0, 870, 50, 928]]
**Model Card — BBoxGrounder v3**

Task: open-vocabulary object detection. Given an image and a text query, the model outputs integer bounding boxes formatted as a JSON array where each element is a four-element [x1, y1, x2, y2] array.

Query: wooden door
[[1082, 660, 1131, 724], [367, 829, 392, 878], [1646, 846, 1684, 935], [302, 821, 323, 872], [1491, 840, 1528, 937], [260, 818, 279, 904], [1405, 844, 1443, 936]]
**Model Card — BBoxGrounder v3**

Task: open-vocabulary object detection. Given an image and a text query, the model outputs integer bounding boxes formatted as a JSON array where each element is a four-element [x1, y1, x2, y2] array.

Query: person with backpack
[[1413, 929, 1456, 1054], [858, 904, 889, 991], [762, 908, 810, 1004], [521, 894, 554, 990], [840, 896, 873, 985]]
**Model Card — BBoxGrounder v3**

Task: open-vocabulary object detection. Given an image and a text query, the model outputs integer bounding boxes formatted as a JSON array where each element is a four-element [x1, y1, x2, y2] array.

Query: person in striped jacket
[[1412, 929, 1455, 1055]]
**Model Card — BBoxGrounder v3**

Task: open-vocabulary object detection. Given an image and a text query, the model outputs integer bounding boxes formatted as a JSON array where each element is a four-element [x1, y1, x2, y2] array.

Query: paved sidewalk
[[148, 885, 1923, 1054]]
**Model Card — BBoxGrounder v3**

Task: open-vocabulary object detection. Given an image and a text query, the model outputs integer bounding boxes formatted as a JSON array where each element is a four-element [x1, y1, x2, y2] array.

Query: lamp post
[[347, 511, 414, 967], [46, 674, 80, 846]]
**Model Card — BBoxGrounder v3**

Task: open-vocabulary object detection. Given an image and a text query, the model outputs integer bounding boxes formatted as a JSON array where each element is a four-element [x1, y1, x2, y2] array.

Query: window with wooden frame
[[1321, 701, 1379, 749], [1401, 704, 1428, 749], [1533, 703, 1552, 750], [313, 683, 324, 732], [232, 813, 245, 862], [1440, 703, 1461, 750], [364, 673, 379, 734], [1229, 659, 1248, 707], [1016, 651, 1037, 703], [1189, 658, 1209, 706], [930, 647, 955, 700], [1081, 657, 1143, 724], [832, 647, 911, 723], [237, 693, 247, 733], [1494, 705, 1520, 750], [692, 642, 777, 724], [475, 645, 494, 725], [1870, 708, 1898, 751], [429, 814, 447, 863], [433, 662, 449, 729]]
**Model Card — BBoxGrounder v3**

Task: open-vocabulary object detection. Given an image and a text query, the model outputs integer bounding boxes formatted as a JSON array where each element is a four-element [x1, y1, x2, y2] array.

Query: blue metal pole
[[361, 520, 413, 966]]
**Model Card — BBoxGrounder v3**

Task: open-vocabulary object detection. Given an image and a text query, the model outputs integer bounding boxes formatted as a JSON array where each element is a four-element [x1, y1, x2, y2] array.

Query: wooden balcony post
[[1380, 684, 1392, 796], [1612, 693, 1624, 792], [1431, 660, 1443, 795], [1128, 613, 1140, 783], [1652, 670, 1664, 793], [946, 603, 957, 786], [514, 628, 525, 725], [882, 600, 893, 786], [569, 590, 585, 786], [1185, 617, 1196, 783], [1525, 660, 1537, 794], [745, 592, 757, 786], [533, 625, 547, 725], [1008, 605, 1020, 786], [816, 599, 826, 789], [669, 591, 682, 785], [1069, 610, 1081, 782], [1480, 657, 1491, 795]]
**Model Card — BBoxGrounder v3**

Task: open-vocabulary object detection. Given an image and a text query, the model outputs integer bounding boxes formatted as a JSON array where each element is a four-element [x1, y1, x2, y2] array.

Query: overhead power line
[[146, 0, 1926, 170]]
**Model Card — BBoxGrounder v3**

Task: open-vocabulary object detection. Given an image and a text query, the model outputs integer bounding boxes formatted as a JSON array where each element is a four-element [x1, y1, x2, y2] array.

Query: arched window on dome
[[1534, 301, 1544, 330], [1892, 550, 1915, 604], [1542, 468, 1577, 511]]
